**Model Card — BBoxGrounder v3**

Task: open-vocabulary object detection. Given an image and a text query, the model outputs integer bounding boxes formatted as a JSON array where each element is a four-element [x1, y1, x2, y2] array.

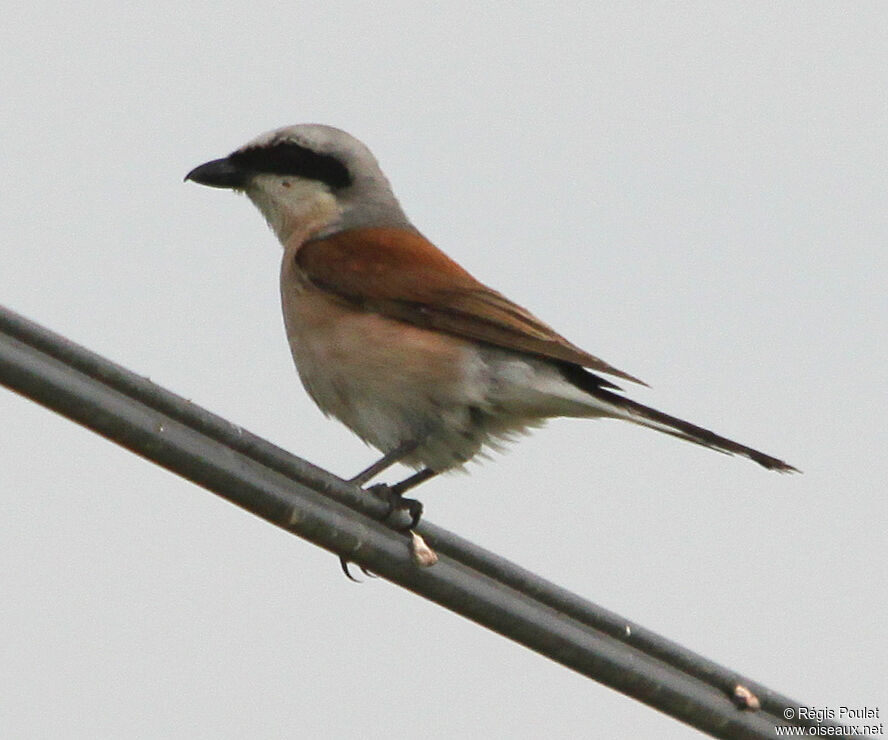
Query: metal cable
[[0, 305, 856, 739]]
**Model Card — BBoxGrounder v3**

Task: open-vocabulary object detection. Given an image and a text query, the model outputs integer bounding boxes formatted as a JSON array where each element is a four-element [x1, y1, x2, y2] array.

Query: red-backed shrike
[[186, 124, 796, 522]]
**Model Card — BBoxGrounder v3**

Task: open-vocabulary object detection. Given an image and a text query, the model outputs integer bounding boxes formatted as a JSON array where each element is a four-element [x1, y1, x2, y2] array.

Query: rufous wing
[[294, 227, 646, 386]]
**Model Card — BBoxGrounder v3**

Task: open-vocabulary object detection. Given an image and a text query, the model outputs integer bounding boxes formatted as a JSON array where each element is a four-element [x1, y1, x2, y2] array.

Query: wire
[[0, 305, 856, 740]]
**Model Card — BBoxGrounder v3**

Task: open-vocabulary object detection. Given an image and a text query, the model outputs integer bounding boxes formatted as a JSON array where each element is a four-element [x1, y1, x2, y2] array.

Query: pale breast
[[280, 252, 490, 461]]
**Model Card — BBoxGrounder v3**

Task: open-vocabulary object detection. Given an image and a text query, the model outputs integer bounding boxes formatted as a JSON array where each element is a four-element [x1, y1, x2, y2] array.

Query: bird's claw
[[339, 555, 379, 583], [339, 555, 361, 582]]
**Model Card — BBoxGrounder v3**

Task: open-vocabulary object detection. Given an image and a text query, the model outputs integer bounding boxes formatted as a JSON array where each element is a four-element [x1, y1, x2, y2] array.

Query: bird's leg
[[347, 440, 435, 528], [341, 442, 422, 580], [348, 441, 418, 486]]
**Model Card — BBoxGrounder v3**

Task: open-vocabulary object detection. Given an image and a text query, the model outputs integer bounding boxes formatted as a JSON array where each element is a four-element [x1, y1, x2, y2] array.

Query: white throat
[[246, 176, 340, 246]]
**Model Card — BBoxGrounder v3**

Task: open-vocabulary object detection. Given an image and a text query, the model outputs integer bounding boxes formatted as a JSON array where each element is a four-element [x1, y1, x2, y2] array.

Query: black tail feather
[[591, 387, 799, 473]]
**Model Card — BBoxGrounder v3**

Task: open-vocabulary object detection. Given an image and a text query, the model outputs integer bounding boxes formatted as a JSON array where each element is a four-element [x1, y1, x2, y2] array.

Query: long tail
[[590, 385, 799, 473]]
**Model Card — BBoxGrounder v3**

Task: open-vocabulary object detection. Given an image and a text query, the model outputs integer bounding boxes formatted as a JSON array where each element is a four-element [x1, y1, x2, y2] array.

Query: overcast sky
[[2, 3, 885, 738]]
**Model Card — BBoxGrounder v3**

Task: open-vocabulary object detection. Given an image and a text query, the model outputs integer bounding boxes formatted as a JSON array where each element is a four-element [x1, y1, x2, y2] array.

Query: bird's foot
[[338, 470, 432, 582], [367, 482, 424, 530]]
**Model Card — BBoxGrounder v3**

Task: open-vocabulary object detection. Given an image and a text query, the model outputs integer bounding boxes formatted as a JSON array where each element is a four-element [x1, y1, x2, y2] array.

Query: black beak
[[184, 157, 248, 189]]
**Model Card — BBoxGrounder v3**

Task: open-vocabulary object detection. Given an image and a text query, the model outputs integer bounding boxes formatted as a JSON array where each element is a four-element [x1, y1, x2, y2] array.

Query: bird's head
[[186, 124, 412, 245]]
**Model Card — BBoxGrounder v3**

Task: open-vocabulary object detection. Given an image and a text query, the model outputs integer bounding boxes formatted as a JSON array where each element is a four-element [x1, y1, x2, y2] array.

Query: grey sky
[[1, 3, 885, 738]]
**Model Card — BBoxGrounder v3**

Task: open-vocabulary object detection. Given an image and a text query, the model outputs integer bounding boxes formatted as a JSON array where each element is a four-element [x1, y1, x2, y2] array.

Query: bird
[[185, 123, 797, 530]]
